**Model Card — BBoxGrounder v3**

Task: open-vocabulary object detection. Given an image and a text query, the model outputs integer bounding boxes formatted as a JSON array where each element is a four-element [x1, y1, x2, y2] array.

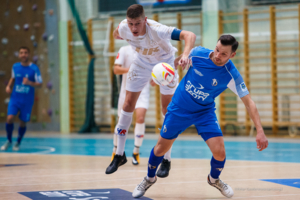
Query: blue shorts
[[7, 101, 33, 122], [160, 103, 223, 141]]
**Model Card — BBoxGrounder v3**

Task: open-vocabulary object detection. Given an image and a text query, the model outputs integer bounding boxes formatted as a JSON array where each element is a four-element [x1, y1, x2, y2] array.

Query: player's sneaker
[[156, 158, 171, 178], [105, 152, 127, 174], [207, 175, 234, 198], [132, 153, 140, 165], [1, 141, 11, 151], [13, 142, 20, 151], [132, 176, 157, 198], [111, 152, 115, 162]]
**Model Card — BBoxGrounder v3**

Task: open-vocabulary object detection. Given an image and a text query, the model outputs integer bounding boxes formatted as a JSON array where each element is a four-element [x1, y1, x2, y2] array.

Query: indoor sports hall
[[0, 0, 300, 200]]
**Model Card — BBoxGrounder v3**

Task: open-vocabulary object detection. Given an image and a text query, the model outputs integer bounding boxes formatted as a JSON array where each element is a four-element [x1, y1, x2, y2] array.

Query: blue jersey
[[10, 62, 42, 105], [171, 46, 249, 113]]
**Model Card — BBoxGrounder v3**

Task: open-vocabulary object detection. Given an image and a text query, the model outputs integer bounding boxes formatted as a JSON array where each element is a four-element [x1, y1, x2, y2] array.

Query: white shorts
[[126, 56, 178, 95], [118, 82, 150, 117]]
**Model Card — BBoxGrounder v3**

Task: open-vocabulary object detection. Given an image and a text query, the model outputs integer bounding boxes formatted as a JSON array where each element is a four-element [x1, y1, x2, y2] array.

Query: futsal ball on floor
[[151, 62, 175, 86]]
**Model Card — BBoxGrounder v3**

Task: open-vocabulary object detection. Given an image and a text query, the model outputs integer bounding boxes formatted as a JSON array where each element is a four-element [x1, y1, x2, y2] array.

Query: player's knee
[[214, 148, 226, 161], [136, 116, 145, 123], [123, 102, 135, 112], [6, 116, 14, 123], [153, 145, 167, 157]]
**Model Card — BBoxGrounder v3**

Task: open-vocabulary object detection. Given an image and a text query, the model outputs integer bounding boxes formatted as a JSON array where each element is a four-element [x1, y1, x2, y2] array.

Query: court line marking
[[208, 193, 300, 200], [0, 164, 298, 180], [2, 176, 300, 187]]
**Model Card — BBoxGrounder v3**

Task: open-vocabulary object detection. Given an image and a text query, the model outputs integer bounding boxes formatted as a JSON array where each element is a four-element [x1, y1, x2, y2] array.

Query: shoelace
[[137, 179, 148, 190], [217, 179, 228, 190]]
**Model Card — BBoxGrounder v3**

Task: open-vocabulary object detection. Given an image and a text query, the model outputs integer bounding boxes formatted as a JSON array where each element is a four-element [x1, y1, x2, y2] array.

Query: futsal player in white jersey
[[105, 4, 196, 175], [112, 45, 153, 165]]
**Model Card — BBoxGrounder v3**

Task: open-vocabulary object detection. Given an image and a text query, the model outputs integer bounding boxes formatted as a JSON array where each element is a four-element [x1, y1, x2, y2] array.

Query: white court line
[[0, 164, 298, 180], [209, 193, 300, 200]]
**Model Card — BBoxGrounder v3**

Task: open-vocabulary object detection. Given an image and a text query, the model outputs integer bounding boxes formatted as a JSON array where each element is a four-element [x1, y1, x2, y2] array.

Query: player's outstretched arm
[[241, 94, 268, 151], [5, 78, 14, 94], [178, 31, 196, 70], [113, 28, 123, 40]]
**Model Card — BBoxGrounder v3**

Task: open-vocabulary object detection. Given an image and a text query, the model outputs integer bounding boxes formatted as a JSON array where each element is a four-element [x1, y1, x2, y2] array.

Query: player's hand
[[256, 130, 268, 151], [22, 77, 31, 85], [116, 35, 123, 40], [150, 79, 156, 86], [178, 55, 191, 70], [5, 86, 12, 94]]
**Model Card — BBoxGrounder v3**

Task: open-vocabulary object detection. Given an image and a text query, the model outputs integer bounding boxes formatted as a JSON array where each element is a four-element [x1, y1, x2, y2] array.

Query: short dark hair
[[218, 35, 239, 52], [19, 46, 30, 53], [127, 4, 145, 19]]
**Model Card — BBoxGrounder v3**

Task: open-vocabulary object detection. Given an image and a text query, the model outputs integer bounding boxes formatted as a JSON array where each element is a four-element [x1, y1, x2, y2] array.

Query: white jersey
[[118, 19, 177, 65], [114, 45, 135, 96], [114, 45, 150, 116]]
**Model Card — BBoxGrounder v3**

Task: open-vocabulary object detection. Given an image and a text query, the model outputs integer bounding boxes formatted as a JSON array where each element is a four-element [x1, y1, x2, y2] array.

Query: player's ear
[[230, 51, 236, 58], [144, 16, 147, 22]]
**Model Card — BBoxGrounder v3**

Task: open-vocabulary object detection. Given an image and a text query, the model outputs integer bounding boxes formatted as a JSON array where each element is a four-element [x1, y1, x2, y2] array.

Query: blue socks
[[6, 123, 14, 143], [210, 156, 226, 179], [147, 147, 164, 178], [17, 126, 27, 144]]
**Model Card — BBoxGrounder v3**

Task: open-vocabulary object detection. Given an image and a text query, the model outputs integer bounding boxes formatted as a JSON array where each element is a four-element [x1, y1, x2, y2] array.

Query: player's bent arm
[[113, 64, 129, 75], [241, 94, 268, 151], [179, 31, 196, 57], [113, 28, 123, 40], [176, 31, 196, 69]]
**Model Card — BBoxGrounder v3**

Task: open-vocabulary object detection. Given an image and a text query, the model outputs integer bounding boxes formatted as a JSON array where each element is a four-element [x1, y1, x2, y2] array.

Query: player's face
[[127, 16, 147, 37], [212, 41, 236, 66], [18, 49, 29, 62]]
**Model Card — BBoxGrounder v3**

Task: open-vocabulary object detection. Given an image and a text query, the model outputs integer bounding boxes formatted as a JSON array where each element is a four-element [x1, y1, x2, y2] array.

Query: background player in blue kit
[[1, 47, 42, 151], [132, 35, 269, 198]]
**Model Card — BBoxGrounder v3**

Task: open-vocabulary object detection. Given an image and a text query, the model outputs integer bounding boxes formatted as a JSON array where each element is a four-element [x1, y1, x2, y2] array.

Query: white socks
[[115, 109, 133, 155], [146, 176, 156, 182], [133, 123, 145, 154], [209, 174, 218, 183], [164, 146, 172, 161]]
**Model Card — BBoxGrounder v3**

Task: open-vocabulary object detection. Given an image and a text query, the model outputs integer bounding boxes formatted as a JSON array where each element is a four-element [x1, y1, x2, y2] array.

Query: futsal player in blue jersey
[[1, 47, 42, 151], [132, 35, 269, 198]]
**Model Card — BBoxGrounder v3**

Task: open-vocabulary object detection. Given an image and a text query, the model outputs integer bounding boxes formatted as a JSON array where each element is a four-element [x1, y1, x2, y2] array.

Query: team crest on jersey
[[240, 82, 247, 92], [128, 70, 137, 81], [212, 79, 218, 86]]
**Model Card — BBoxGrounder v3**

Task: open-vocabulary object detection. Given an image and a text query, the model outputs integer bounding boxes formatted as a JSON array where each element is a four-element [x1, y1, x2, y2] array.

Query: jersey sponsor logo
[[194, 69, 203, 76], [15, 85, 30, 94], [163, 125, 167, 133], [16, 74, 22, 77], [185, 80, 209, 101], [116, 53, 120, 59], [197, 83, 204, 89], [240, 82, 247, 92], [117, 128, 127, 136], [212, 78, 218, 86]]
